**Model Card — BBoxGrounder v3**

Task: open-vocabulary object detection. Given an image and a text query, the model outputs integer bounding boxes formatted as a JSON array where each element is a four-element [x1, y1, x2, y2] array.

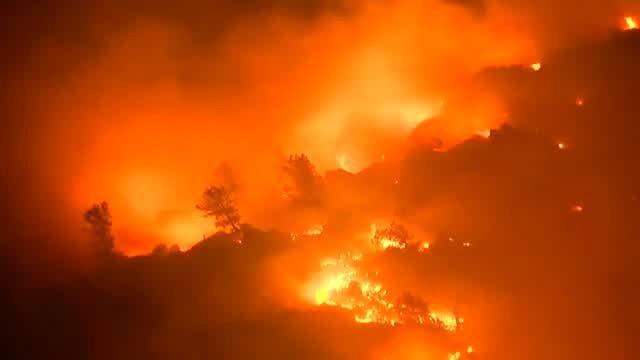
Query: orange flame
[[418, 241, 431, 252], [476, 129, 492, 139], [625, 16, 638, 30], [307, 251, 461, 331]]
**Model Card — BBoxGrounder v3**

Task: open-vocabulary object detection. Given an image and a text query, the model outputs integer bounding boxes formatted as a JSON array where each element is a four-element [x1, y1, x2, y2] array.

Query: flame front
[[625, 16, 638, 30], [306, 245, 463, 333]]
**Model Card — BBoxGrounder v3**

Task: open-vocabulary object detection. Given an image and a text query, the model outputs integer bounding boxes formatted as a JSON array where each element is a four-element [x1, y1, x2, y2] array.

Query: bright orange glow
[[337, 154, 354, 173], [476, 129, 491, 139], [14, 2, 636, 358], [428, 310, 460, 332], [625, 16, 638, 30], [313, 270, 356, 305], [290, 224, 325, 242], [305, 224, 324, 236], [379, 238, 407, 249], [159, 210, 212, 248], [418, 241, 431, 252], [306, 248, 461, 331], [369, 223, 408, 250]]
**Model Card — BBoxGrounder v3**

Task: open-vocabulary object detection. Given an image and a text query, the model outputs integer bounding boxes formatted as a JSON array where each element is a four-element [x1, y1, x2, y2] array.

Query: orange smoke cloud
[[53, 1, 536, 255], [12, 0, 638, 256]]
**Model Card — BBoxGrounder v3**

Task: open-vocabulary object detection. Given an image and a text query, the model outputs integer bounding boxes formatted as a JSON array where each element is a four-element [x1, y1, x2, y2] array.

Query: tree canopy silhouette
[[282, 154, 324, 206], [196, 185, 241, 233], [83, 201, 114, 258]]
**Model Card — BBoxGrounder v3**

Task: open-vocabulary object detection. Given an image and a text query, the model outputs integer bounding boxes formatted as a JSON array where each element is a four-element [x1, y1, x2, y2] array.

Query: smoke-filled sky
[[5, 0, 638, 255], [4, 1, 640, 359]]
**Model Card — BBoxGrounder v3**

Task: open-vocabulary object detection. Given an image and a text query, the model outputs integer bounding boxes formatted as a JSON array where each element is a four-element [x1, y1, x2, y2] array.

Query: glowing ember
[[531, 62, 542, 71], [467, 346, 474, 353], [379, 238, 406, 249], [571, 204, 584, 213], [462, 241, 472, 248], [476, 129, 491, 138], [575, 98, 584, 106], [557, 142, 567, 150], [418, 241, 431, 252], [428, 310, 461, 332], [625, 16, 638, 30], [304, 224, 324, 236]]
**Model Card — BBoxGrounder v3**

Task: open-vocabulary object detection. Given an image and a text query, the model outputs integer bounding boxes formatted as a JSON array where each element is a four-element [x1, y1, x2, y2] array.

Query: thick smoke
[[4, 1, 640, 359], [0, 0, 582, 256]]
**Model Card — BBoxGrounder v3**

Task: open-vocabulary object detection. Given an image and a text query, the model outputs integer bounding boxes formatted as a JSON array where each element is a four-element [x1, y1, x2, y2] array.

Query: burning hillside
[[4, 1, 640, 360]]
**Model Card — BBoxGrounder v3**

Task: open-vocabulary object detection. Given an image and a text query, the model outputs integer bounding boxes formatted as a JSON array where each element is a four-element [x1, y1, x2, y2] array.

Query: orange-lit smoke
[[16, 0, 640, 256], [54, 1, 538, 255]]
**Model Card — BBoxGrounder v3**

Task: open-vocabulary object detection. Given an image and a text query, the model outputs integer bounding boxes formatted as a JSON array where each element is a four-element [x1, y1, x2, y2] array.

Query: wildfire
[[313, 271, 356, 305], [624, 16, 638, 30], [557, 142, 567, 150], [290, 224, 325, 241], [428, 310, 461, 332], [418, 241, 431, 252], [476, 129, 491, 139], [379, 238, 407, 250], [310, 256, 397, 324], [448, 345, 473, 360], [370, 223, 410, 250], [308, 251, 462, 331], [571, 204, 584, 213], [305, 224, 324, 236], [530, 62, 542, 72]]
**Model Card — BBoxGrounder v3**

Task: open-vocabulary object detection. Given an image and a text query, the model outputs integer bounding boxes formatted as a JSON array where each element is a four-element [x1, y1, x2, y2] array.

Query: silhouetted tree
[[282, 154, 323, 206], [151, 244, 168, 256], [83, 201, 114, 259], [196, 185, 241, 232]]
